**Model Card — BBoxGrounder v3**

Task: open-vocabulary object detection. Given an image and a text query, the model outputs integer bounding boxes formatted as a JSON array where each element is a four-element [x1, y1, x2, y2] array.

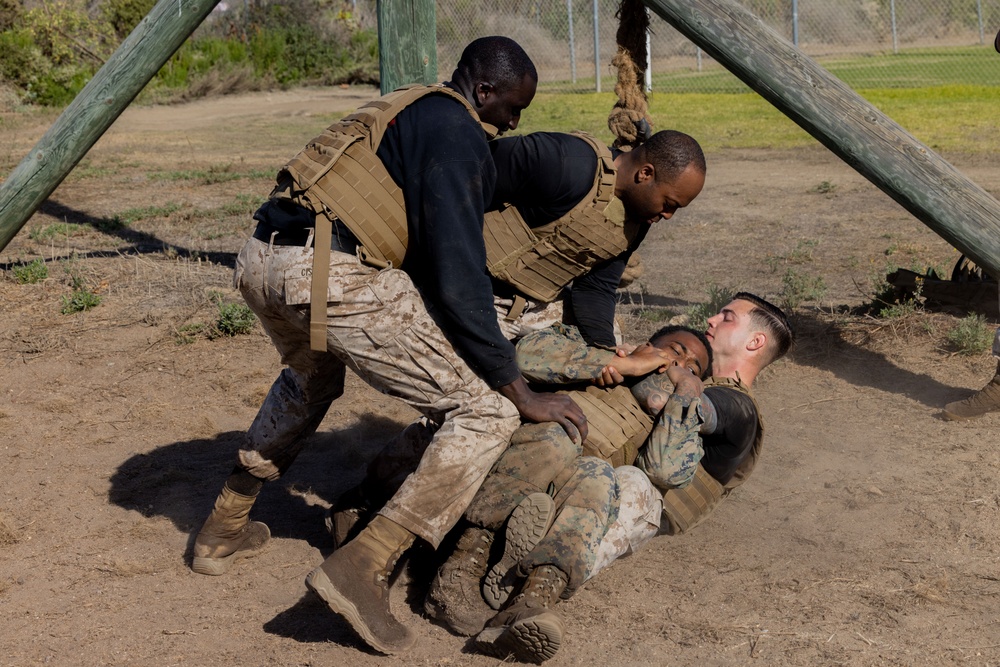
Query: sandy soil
[[1, 87, 999, 667]]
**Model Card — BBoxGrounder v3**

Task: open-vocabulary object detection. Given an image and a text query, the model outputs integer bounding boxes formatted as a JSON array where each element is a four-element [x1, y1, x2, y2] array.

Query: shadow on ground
[[108, 413, 410, 554]]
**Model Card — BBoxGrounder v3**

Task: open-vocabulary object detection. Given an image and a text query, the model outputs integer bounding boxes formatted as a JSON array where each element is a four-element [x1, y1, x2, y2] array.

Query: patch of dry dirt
[[1, 87, 1000, 667]]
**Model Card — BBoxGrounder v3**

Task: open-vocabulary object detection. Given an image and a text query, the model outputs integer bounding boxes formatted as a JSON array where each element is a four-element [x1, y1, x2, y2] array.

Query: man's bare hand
[[666, 364, 704, 402], [499, 377, 588, 443], [593, 343, 672, 387]]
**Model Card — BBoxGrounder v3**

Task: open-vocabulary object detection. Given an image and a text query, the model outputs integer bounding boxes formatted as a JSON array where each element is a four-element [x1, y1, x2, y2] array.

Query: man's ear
[[474, 82, 494, 107], [746, 332, 767, 353], [635, 163, 655, 184]]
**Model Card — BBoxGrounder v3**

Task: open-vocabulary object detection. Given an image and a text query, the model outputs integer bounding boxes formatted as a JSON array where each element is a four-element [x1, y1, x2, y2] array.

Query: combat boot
[[474, 564, 569, 664], [483, 492, 556, 610], [324, 485, 376, 549], [423, 525, 496, 636], [305, 514, 416, 654], [944, 364, 1000, 421], [192, 484, 270, 576]]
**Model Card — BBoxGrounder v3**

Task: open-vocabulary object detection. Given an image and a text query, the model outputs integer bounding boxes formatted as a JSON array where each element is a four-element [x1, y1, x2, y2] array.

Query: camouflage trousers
[[234, 236, 519, 547], [589, 465, 663, 581], [463, 422, 620, 597]]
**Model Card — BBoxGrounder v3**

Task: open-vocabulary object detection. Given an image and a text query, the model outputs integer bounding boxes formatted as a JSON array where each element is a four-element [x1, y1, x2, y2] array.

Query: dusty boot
[[483, 492, 555, 610], [944, 365, 1000, 421], [324, 485, 376, 549], [305, 515, 416, 654], [424, 526, 496, 636], [474, 565, 569, 664], [192, 484, 270, 576]]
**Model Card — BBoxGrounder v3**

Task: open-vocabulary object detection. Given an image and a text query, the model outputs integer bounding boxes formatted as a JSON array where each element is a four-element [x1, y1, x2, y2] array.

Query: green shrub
[[101, 0, 155, 38], [214, 301, 255, 337], [687, 285, 735, 332], [780, 269, 827, 311], [10, 258, 48, 284], [60, 288, 101, 314], [947, 314, 994, 355]]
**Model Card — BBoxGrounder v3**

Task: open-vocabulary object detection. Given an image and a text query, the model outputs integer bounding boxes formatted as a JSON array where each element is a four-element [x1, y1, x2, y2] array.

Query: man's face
[[476, 73, 537, 135], [705, 299, 756, 359], [645, 330, 710, 379], [621, 163, 704, 225]]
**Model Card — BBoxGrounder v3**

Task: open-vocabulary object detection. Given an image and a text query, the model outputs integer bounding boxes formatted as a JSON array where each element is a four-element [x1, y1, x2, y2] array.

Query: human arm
[[517, 324, 678, 386], [635, 366, 706, 490]]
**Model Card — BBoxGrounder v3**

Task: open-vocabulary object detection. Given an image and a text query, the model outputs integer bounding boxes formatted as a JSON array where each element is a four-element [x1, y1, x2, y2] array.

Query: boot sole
[[305, 566, 414, 655], [191, 522, 270, 576], [483, 493, 555, 610], [475, 613, 564, 664]]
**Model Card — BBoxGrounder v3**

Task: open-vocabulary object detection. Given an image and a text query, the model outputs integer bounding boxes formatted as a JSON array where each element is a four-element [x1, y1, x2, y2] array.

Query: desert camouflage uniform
[[235, 235, 519, 547]]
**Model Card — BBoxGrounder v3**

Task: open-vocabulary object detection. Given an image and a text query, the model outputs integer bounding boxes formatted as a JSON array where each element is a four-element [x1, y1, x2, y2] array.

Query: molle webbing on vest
[[660, 376, 764, 534], [483, 131, 640, 302], [660, 465, 725, 535], [570, 385, 653, 468], [272, 84, 482, 351]]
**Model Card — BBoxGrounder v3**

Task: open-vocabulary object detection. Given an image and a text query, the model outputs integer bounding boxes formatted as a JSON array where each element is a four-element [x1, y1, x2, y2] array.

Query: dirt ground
[[2, 87, 1000, 667]]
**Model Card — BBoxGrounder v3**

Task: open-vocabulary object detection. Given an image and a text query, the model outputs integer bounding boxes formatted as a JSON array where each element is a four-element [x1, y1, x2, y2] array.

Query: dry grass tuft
[[0, 513, 21, 545]]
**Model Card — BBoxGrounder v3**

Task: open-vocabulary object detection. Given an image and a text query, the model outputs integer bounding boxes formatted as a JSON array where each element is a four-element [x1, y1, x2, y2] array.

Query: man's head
[[450, 36, 538, 135], [615, 130, 706, 225], [645, 325, 713, 380], [705, 292, 793, 381]]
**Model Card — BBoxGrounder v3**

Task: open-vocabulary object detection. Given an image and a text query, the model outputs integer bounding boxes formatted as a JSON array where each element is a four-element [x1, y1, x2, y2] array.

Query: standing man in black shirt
[[190, 36, 587, 656]]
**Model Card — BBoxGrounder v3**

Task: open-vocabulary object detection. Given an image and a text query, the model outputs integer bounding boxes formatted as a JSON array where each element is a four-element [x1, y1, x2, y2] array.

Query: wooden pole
[[642, 0, 1000, 278], [0, 0, 221, 254], [377, 0, 437, 94]]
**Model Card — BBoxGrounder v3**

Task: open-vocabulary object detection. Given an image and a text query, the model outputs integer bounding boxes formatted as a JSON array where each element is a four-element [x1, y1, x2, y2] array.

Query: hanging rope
[[609, 0, 652, 151]]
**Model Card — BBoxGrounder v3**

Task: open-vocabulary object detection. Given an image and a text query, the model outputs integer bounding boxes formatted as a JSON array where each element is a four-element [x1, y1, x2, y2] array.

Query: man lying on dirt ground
[[189, 36, 590, 656], [327, 127, 708, 533], [441, 293, 794, 663]]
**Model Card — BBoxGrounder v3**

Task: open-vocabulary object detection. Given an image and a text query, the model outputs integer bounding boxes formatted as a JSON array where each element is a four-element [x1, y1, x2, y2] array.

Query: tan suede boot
[[305, 515, 416, 654], [192, 485, 270, 576], [944, 364, 1000, 421], [482, 492, 555, 610], [474, 564, 569, 664], [424, 526, 496, 636]]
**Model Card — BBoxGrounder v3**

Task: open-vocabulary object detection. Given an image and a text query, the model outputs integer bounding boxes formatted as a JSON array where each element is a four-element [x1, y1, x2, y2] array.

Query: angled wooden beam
[[644, 0, 1000, 278], [0, 0, 221, 254]]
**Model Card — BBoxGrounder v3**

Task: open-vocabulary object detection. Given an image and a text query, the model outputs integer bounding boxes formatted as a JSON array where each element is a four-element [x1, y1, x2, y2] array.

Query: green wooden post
[[643, 0, 1000, 278], [0, 0, 220, 254], [377, 0, 437, 94]]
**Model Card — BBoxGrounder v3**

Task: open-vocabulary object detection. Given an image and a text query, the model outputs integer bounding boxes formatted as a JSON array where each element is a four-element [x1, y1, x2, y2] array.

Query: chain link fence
[[350, 0, 1000, 92]]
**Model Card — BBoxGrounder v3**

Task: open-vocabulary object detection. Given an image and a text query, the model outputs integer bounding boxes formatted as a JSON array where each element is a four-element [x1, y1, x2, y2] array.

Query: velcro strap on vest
[[573, 385, 653, 467], [310, 214, 333, 351], [504, 294, 528, 322], [660, 465, 726, 535]]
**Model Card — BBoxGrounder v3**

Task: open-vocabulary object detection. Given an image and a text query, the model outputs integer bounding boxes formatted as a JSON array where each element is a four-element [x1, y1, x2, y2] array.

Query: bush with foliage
[[0, 0, 379, 106]]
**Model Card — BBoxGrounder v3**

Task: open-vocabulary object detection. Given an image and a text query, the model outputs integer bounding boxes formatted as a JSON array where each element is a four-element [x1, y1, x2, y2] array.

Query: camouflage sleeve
[[635, 393, 705, 490], [515, 324, 617, 384]]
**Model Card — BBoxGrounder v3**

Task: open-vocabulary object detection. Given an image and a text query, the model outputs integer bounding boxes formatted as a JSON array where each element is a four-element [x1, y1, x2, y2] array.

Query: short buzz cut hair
[[455, 36, 538, 94], [637, 130, 706, 182], [733, 292, 794, 366], [649, 324, 714, 380]]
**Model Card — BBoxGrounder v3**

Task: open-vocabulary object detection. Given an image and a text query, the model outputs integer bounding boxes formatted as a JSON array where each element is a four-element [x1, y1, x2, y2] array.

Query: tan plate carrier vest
[[270, 84, 487, 351], [570, 376, 764, 536], [483, 132, 644, 303]]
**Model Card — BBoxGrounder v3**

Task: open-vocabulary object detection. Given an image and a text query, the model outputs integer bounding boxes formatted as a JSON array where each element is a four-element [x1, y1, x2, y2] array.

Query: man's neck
[[713, 359, 757, 388]]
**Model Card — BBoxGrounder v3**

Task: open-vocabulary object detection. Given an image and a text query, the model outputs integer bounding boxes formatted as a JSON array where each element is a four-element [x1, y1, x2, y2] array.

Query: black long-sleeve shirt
[[256, 90, 521, 389], [700, 387, 759, 485], [489, 132, 649, 348]]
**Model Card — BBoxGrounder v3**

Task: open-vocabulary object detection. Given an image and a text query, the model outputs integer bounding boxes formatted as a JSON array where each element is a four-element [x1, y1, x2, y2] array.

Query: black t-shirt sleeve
[[376, 94, 520, 389], [568, 255, 628, 348], [699, 386, 759, 485]]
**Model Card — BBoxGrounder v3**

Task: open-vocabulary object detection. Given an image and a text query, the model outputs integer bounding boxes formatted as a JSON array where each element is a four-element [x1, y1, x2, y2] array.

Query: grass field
[[522, 83, 1000, 154]]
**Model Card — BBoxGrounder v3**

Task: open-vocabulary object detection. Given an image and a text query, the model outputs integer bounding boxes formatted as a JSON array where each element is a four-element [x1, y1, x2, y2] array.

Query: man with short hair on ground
[[190, 36, 589, 656], [435, 293, 794, 662]]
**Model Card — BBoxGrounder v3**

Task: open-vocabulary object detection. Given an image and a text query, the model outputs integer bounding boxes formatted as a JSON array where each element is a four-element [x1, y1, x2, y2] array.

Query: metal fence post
[[977, 0, 985, 45], [792, 0, 799, 46], [890, 0, 899, 54], [568, 0, 577, 84], [593, 0, 601, 92]]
